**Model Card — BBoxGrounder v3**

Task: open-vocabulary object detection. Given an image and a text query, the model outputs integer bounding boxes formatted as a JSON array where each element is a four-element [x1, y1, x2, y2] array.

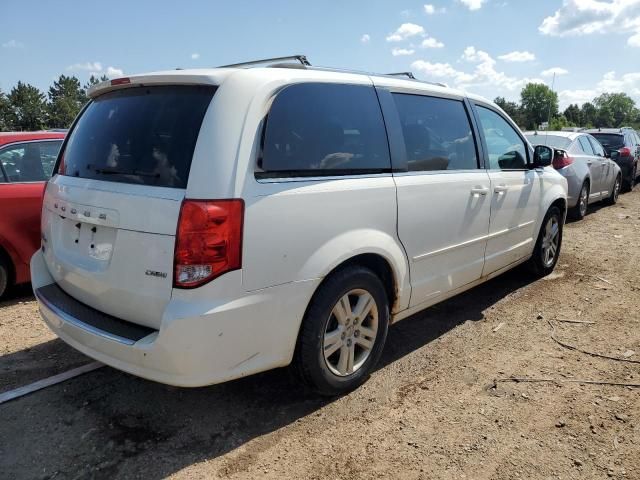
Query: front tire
[[569, 181, 589, 220], [528, 206, 563, 277], [293, 265, 389, 396]]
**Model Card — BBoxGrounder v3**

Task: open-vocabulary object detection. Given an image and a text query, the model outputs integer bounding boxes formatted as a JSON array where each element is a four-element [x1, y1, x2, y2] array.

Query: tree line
[[2, 75, 640, 133], [0, 74, 109, 131], [495, 83, 640, 131]]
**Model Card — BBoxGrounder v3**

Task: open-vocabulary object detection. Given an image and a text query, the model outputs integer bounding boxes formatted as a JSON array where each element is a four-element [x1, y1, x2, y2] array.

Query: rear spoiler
[[86, 71, 226, 99]]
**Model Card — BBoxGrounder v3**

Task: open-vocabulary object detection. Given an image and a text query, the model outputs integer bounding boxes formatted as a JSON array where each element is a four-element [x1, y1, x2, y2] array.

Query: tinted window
[[524, 134, 571, 150], [591, 133, 624, 152], [0, 140, 62, 182], [577, 136, 594, 155], [61, 86, 216, 188], [588, 136, 605, 156], [476, 107, 527, 170], [392, 94, 478, 171], [259, 83, 390, 177]]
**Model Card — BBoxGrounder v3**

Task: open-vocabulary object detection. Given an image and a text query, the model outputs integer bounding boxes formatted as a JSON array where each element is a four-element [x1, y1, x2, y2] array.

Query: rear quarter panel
[[0, 182, 44, 284]]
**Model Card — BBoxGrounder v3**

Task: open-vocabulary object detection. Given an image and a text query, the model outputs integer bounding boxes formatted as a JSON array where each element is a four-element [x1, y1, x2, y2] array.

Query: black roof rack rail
[[385, 72, 416, 80], [218, 55, 311, 68]]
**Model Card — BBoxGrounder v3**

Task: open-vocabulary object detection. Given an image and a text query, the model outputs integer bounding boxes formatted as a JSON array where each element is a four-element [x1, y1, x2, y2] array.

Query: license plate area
[[54, 215, 116, 271]]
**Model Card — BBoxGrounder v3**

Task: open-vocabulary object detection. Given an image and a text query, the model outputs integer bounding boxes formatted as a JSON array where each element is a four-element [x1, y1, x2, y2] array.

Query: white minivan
[[32, 58, 567, 395]]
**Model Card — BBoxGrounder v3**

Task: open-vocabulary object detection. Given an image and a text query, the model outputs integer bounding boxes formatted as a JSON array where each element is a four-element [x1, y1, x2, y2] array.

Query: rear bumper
[[31, 250, 319, 387], [615, 157, 635, 179]]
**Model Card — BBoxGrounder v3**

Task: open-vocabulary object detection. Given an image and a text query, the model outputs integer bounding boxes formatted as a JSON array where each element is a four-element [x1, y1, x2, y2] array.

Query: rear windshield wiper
[[93, 167, 160, 178]]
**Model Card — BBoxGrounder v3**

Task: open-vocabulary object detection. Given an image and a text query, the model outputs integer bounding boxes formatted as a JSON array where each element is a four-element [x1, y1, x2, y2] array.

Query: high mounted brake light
[[174, 199, 244, 288], [110, 77, 131, 86]]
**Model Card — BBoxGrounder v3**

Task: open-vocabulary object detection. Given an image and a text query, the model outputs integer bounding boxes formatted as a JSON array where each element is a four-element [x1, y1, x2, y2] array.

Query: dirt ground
[[1, 189, 639, 480]]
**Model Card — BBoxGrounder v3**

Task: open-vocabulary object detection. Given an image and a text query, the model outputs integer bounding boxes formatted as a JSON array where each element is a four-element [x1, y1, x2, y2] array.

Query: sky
[[2, 0, 640, 109]]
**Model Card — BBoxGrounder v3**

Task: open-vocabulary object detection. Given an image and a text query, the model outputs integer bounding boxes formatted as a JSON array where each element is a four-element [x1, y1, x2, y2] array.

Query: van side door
[[380, 90, 491, 307], [472, 104, 542, 275]]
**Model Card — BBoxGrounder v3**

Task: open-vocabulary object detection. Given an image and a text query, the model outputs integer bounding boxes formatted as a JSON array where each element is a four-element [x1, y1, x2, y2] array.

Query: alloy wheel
[[579, 185, 588, 217], [323, 289, 378, 377], [541, 216, 560, 268]]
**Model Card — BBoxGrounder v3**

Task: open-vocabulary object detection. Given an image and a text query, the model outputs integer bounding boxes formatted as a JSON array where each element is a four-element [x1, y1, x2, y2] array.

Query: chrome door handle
[[470, 187, 489, 196], [494, 184, 508, 194]]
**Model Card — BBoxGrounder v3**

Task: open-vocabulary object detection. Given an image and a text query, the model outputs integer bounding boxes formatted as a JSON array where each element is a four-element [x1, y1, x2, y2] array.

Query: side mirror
[[610, 150, 620, 160], [532, 145, 553, 168]]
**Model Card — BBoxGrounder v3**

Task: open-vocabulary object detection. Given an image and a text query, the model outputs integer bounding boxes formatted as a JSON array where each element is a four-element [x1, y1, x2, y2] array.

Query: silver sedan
[[525, 131, 622, 220]]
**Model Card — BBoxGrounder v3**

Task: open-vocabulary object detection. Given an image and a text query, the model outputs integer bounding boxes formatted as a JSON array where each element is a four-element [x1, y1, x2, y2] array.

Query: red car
[[0, 131, 65, 298]]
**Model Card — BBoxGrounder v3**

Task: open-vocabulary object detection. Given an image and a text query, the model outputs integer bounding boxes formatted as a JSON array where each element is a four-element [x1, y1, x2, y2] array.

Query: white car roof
[[87, 66, 491, 106]]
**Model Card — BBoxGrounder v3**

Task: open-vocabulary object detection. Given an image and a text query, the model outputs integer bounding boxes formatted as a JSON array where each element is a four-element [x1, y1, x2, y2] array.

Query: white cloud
[[67, 61, 123, 78], [392, 48, 416, 56], [459, 0, 486, 11], [106, 66, 124, 77], [191, 53, 200, 60], [424, 4, 446, 14], [2, 39, 24, 48], [386, 23, 425, 42], [498, 50, 536, 62], [360, 33, 371, 44], [421, 36, 445, 48], [558, 70, 640, 108], [412, 46, 543, 92], [541, 67, 569, 77], [539, 0, 640, 47], [67, 62, 103, 72]]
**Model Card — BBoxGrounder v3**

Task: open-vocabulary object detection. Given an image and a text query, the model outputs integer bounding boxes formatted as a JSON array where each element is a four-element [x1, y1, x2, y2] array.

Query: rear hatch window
[[525, 135, 571, 150], [60, 85, 216, 188], [590, 134, 624, 152]]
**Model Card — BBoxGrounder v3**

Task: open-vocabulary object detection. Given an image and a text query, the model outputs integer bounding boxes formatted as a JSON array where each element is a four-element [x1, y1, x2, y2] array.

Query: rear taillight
[[552, 151, 574, 169], [174, 199, 244, 288], [619, 147, 631, 157]]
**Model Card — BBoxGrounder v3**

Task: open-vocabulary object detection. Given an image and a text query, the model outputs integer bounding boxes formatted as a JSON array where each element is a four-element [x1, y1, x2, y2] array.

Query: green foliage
[[563, 104, 581, 126], [0, 89, 14, 130], [494, 96, 525, 127], [1, 74, 639, 133], [520, 83, 559, 130], [8, 81, 48, 131], [549, 114, 568, 131], [47, 75, 86, 128], [580, 102, 597, 128], [593, 92, 639, 128]]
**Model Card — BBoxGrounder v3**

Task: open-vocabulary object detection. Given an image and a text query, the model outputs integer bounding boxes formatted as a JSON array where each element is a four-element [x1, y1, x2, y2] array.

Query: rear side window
[[258, 83, 390, 177], [392, 94, 478, 171], [60, 85, 216, 188], [0, 140, 62, 182], [577, 136, 594, 155], [524, 134, 571, 150], [588, 136, 605, 156]]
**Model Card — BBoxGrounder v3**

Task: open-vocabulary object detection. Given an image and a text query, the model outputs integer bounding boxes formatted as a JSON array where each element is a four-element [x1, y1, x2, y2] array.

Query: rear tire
[[606, 174, 621, 205], [622, 165, 636, 192], [569, 181, 589, 220], [528, 206, 563, 278], [0, 257, 9, 300], [293, 265, 389, 396]]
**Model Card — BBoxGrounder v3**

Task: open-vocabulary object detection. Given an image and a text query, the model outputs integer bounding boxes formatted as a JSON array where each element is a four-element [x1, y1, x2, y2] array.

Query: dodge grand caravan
[[32, 58, 567, 395]]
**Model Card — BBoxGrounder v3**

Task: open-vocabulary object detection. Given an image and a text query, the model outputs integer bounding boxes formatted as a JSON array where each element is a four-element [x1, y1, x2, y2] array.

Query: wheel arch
[[0, 239, 17, 288]]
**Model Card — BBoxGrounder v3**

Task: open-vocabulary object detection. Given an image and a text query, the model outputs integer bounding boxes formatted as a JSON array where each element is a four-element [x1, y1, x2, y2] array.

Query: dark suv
[[583, 128, 640, 191]]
